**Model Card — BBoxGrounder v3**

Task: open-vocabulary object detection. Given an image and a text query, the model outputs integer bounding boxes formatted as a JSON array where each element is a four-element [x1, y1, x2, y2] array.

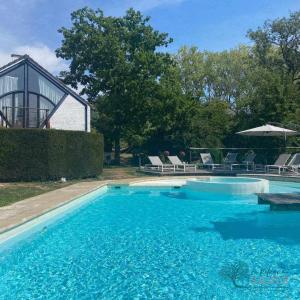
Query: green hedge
[[0, 128, 103, 181]]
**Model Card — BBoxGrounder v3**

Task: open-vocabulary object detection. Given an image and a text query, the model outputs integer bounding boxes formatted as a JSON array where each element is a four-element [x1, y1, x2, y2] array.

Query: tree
[[176, 46, 253, 109], [140, 64, 199, 153], [176, 46, 206, 101], [57, 8, 300, 159], [56, 8, 172, 164], [246, 10, 300, 148], [248, 11, 300, 82]]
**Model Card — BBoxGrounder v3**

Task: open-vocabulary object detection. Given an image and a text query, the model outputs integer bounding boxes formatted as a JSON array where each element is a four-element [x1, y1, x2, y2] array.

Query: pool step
[[257, 193, 300, 211]]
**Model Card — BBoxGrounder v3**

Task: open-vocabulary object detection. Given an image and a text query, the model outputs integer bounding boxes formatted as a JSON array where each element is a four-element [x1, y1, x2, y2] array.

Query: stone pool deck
[[257, 193, 300, 211], [0, 175, 299, 234], [0, 176, 201, 234], [240, 173, 300, 183], [0, 181, 106, 234]]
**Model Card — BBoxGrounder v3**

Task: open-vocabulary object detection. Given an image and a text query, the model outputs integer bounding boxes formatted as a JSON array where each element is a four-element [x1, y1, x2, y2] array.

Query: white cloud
[[0, 1, 66, 74], [0, 44, 67, 74]]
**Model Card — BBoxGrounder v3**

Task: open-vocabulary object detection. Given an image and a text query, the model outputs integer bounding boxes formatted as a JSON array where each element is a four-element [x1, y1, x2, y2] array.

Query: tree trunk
[[114, 133, 121, 165]]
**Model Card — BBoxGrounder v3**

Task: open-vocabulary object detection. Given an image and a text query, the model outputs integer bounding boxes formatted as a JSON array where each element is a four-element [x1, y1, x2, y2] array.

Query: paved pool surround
[[0, 175, 297, 246], [0, 176, 203, 234]]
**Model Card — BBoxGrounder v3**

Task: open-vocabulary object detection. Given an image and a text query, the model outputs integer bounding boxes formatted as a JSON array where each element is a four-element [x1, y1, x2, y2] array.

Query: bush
[[0, 128, 103, 181]]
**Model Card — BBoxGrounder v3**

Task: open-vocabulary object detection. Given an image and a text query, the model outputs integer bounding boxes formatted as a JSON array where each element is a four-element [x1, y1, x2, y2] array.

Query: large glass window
[[0, 93, 24, 127], [0, 94, 13, 123], [14, 93, 24, 128], [39, 96, 54, 125], [28, 94, 38, 128], [28, 66, 64, 105], [25, 94, 54, 128], [0, 63, 66, 128], [0, 66, 24, 97]]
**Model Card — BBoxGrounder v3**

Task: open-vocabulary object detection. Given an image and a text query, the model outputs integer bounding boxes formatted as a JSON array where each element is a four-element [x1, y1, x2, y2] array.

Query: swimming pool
[[0, 180, 300, 299]]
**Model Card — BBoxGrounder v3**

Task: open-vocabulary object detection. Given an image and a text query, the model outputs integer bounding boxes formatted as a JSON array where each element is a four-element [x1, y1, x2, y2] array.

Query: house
[[0, 55, 90, 132]]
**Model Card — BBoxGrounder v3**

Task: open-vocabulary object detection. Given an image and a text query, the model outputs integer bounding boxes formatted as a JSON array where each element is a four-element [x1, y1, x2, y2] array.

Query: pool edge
[[0, 184, 109, 248]]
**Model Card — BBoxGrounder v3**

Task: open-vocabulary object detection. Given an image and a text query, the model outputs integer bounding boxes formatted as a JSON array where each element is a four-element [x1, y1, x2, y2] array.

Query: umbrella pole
[[285, 131, 287, 148]]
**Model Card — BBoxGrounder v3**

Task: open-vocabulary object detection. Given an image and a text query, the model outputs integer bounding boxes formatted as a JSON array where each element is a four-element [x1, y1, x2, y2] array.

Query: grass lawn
[[100, 166, 146, 180], [0, 181, 73, 208], [0, 166, 147, 208]]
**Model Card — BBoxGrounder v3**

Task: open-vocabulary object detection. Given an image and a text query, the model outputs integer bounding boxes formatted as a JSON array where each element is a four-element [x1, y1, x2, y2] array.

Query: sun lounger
[[265, 153, 291, 174], [287, 153, 300, 174], [168, 156, 197, 172], [231, 153, 256, 171], [144, 156, 175, 172], [200, 153, 225, 170], [223, 152, 238, 165]]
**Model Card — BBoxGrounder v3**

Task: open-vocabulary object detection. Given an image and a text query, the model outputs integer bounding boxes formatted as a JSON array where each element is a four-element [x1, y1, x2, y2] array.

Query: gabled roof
[[0, 55, 89, 106], [0, 55, 25, 73]]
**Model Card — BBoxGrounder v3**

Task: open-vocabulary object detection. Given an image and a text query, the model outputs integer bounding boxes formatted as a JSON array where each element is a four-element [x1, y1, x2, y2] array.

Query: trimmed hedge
[[0, 128, 103, 181]]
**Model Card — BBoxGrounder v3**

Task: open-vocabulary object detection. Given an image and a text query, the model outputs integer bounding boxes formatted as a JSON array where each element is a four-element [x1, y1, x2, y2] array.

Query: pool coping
[[0, 185, 110, 247], [0, 181, 105, 235], [0, 176, 204, 236], [0, 174, 299, 243]]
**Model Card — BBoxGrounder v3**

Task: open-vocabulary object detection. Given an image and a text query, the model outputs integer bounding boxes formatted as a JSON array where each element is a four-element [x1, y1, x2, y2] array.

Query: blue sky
[[0, 0, 299, 72]]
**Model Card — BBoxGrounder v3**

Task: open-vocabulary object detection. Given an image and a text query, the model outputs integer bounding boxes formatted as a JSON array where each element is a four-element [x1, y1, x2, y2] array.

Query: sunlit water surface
[[0, 181, 300, 299]]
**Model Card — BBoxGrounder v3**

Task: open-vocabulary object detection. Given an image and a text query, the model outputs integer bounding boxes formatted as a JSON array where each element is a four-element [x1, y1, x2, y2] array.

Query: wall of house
[[87, 105, 91, 132], [49, 95, 90, 132]]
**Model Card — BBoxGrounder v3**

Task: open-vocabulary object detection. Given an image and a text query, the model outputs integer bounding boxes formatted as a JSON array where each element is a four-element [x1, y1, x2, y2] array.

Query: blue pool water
[[1, 181, 300, 299]]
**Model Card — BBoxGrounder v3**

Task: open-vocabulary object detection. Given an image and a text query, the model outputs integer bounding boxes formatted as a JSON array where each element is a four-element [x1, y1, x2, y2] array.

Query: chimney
[[11, 54, 23, 59]]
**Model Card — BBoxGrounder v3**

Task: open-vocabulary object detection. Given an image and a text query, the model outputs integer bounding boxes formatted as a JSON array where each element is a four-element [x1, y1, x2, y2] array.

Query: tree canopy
[[57, 9, 300, 163], [56, 7, 172, 163]]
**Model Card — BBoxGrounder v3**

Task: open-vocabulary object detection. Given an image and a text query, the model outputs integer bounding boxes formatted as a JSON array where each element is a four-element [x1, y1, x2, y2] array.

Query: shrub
[[0, 128, 103, 181]]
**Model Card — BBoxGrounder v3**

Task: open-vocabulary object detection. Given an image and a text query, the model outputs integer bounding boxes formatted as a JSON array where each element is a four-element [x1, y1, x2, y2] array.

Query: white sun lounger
[[287, 153, 300, 174], [265, 153, 291, 174], [144, 156, 175, 173], [168, 156, 197, 172]]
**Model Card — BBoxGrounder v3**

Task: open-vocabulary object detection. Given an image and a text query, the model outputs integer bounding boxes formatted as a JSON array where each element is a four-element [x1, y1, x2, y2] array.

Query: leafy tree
[[248, 11, 300, 82], [57, 8, 300, 160], [176, 46, 253, 108], [56, 7, 172, 164], [192, 100, 233, 147], [135, 63, 233, 153], [246, 10, 300, 147], [176, 46, 206, 101], [124, 64, 200, 154]]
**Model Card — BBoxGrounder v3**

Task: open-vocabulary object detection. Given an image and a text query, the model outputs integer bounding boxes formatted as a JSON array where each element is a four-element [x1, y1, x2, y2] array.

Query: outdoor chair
[[200, 153, 225, 170], [167, 156, 197, 172], [223, 152, 238, 165], [231, 153, 256, 171], [144, 156, 175, 173], [286, 153, 300, 174], [265, 154, 291, 174]]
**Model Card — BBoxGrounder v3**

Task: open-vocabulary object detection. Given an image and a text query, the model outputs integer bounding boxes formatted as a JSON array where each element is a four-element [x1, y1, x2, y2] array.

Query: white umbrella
[[236, 124, 297, 139]]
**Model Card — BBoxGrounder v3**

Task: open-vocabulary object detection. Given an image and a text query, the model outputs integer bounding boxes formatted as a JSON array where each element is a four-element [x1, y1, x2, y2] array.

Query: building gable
[[0, 55, 90, 131]]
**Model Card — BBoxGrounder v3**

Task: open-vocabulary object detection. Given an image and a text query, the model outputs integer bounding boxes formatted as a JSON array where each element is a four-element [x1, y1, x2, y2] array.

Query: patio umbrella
[[235, 124, 298, 165], [236, 124, 298, 141]]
